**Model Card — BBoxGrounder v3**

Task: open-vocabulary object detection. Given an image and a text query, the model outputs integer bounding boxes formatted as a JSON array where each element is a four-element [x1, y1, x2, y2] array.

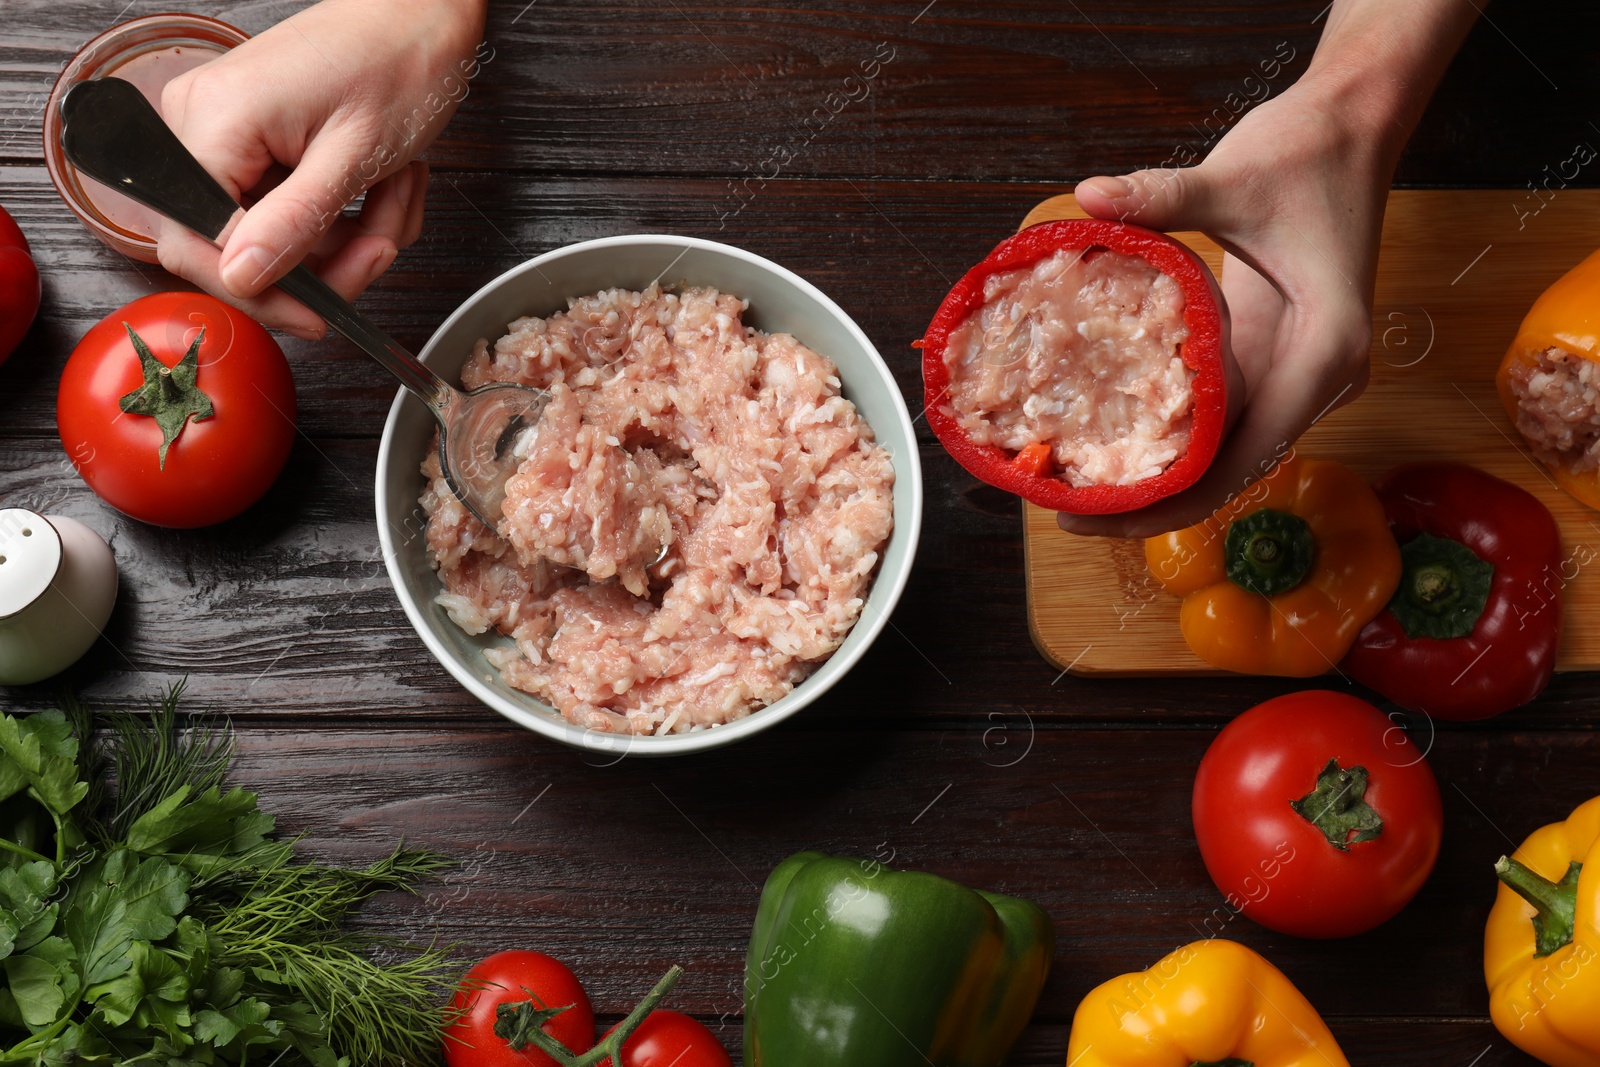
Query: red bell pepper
[[0, 203, 40, 366], [1342, 462, 1563, 720], [920, 219, 1232, 514]]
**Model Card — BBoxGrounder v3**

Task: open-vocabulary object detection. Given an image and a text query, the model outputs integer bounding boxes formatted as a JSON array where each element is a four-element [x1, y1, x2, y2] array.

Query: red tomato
[[57, 292, 296, 527], [599, 1011, 732, 1067], [1191, 690, 1443, 939], [444, 951, 595, 1067], [0, 203, 40, 365]]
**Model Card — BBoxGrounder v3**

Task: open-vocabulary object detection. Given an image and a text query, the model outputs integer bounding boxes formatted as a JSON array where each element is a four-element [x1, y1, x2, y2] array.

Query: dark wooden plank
[[7, 431, 1600, 728], [1, 1, 1595, 187], [115, 720, 1571, 1064]]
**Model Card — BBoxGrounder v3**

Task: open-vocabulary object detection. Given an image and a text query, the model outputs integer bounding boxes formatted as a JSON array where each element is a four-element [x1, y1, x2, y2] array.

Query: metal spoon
[[58, 76, 545, 530]]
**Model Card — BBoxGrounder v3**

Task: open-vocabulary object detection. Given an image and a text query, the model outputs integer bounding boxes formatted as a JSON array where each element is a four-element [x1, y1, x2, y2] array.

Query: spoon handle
[[273, 259, 448, 405], [59, 76, 451, 408]]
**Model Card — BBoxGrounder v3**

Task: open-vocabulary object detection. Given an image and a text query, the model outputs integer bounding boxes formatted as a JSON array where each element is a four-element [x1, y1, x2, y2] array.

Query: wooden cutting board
[[1021, 189, 1600, 676]]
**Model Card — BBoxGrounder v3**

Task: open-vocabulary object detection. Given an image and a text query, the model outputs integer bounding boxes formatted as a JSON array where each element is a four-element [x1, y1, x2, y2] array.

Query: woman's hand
[[1058, 0, 1478, 538], [156, 0, 487, 338]]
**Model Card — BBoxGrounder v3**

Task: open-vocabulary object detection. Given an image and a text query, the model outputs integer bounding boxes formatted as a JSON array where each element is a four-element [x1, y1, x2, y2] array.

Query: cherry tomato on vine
[[1191, 690, 1443, 939], [444, 951, 595, 1067], [57, 292, 296, 527], [598, 1010, 732, 1067]]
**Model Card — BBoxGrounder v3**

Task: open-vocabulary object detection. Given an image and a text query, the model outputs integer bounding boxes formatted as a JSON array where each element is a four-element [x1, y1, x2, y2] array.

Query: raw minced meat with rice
[[941, 247, 1194, 487], [420, 284, 894, 735], [1506, 346, 1600, 473]]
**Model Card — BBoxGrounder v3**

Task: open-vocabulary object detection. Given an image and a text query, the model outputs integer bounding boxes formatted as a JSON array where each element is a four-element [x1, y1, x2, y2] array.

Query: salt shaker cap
[[0, 509, 63, 620]]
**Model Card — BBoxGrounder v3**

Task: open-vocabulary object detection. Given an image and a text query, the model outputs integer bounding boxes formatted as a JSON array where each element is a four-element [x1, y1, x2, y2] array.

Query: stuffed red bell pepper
[[921, 219, 1236, 514], [1342, 462, 1563, 720]]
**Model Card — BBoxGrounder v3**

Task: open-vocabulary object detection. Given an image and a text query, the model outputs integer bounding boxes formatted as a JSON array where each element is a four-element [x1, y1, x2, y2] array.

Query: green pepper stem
[[1224, 508, 1315, 597], [1415, 565, 1448, 601], [1387, 533, 1494, 639], [502, 965, 683, 1067], [1496, 856, 1580, 957]]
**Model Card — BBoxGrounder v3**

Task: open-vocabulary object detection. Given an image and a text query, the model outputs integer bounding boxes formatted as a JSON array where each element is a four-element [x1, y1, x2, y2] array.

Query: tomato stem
[[497, 965, 683, 1067], [495, 995, 577, 1052], [1495, 857, 1580, 957], [116, 323, 214, 471], [1289, 759, 1383, 852]]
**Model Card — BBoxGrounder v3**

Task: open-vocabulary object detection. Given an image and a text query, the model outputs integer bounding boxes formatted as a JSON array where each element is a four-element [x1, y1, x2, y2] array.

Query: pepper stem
[[1223, 508, 1315, 597], [496, 965, 683, 1067], [1289, 759, 1383, 851], [1495, 857, 1581, 957], [1386, 532, 1494, 639]]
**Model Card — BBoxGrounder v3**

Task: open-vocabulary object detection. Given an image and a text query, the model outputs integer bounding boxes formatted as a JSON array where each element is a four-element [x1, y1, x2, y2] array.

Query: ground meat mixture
[[420, 285, 895, 736], [942, 247, 1194, 487], [1508, 347, 1600, 473]]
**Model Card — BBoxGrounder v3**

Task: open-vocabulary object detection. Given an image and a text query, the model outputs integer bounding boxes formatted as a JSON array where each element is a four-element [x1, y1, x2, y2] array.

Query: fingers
[[317, 235, 399, 309], [1073, 166, 1234, 236], [1055, 390, 1304, 540], [159, 67, 277, 203], [154, 167, 414, 337], [216, 131, 371, 298], [398, 162, 430, 248], [350, 160, 428, 251], [156, 219, 327, 339], [1218, 253, 1285, 387]]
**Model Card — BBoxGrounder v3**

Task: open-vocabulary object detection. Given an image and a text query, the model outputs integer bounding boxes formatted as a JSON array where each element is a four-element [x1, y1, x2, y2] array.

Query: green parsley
[[0, 685, 456, 1065]]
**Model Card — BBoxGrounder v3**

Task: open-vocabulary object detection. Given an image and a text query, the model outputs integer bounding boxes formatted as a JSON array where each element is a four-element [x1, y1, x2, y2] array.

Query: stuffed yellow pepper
[[1499, 247, 1600, 510]]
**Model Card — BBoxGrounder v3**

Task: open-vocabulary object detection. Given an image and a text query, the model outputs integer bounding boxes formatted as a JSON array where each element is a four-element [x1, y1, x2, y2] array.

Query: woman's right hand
[[1057, 0, 1479, 538], [156, 0, 487, 338], [1058, 76, 1388, 538]]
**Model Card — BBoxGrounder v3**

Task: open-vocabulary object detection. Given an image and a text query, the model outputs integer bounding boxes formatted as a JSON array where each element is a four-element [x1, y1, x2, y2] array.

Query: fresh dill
[[0, 685, 458, 1066]]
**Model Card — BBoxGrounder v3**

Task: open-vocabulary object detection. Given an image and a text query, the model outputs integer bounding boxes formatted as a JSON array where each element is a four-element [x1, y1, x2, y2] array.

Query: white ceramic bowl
[[376, 235, 923, 757]]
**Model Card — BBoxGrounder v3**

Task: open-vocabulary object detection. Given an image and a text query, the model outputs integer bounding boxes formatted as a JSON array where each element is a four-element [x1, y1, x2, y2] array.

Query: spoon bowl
[[436, 380, 550, 525]]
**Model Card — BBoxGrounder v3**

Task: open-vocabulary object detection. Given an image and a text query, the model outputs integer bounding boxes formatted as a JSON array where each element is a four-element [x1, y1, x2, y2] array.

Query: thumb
[[217, 134, 369, 297], [1073, 167, 1230, 235]]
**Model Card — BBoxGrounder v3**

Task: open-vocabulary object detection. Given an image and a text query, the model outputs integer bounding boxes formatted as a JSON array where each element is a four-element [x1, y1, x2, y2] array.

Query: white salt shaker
[[0, 508, 118, 684]]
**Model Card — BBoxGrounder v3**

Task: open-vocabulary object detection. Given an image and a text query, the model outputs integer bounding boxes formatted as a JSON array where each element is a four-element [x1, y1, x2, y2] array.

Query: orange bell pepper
[[1144, 453, 1400, 676], [1065, 938, 1351, 1067], [1498, 247, 1600, 510], [1484, 795, 1600, 1067]]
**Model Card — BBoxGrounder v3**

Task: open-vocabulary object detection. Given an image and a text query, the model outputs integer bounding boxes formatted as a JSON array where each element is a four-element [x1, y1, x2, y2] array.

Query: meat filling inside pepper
[[1506, 346, 1600, 473], [942, 247, 1193, 488]]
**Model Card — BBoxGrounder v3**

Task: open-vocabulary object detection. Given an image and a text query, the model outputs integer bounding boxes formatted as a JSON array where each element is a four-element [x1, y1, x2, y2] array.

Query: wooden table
[[3, 3, 1597, 1063]]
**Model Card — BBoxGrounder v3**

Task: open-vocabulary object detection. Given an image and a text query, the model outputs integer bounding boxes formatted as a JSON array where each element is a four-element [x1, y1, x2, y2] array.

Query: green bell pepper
[[743, 851, 1053, 1067]]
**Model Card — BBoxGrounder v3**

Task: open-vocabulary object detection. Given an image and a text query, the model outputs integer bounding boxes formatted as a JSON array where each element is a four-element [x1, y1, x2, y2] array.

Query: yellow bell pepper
[[1497, 248, 1600, 511], [1064, 938, 1350, 1067], [1484, 795, 1600, 1067]]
